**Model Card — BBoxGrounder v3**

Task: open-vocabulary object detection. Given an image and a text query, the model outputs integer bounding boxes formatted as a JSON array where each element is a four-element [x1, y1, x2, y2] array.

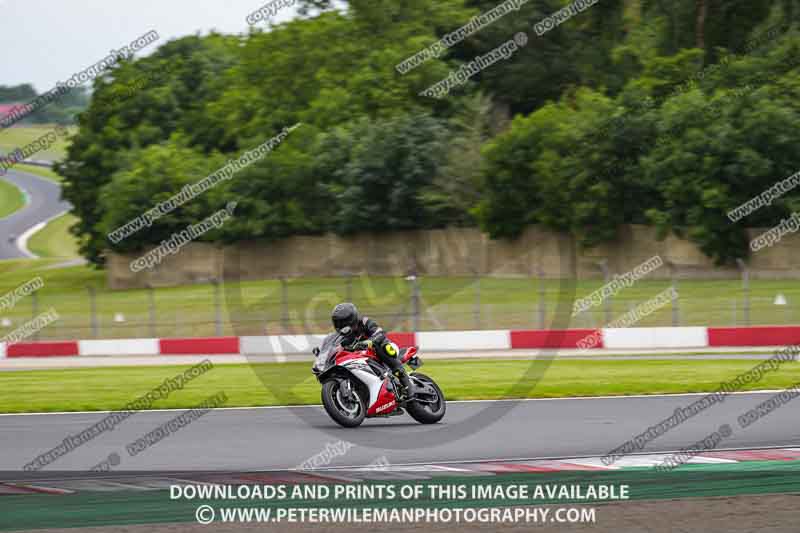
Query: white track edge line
[[16, 209, 69, 259]]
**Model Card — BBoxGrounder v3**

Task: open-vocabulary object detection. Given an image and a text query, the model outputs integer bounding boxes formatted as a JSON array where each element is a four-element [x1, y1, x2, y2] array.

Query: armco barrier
[[707, 326, 800, 347], [240, 334, 326, 356], [417, 330, 510, 351], [239, 332, 417, 356], [159, 337, 240, 355], [603, 327, 707, 350], [78, 338, 159, 356], [6, 341, 79, 358], [3, 326, 800, 357], [510, 329, 601, 349], [387, 332, 416, 348]]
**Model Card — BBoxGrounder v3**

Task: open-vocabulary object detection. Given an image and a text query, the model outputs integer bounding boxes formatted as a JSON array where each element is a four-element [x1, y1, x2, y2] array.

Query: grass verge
[[27, 212, 80, 258], [13, 163, 62, 182], [0, 125, 74, 162], [1, 358, 797, 414], [0, 178, 26, 218]]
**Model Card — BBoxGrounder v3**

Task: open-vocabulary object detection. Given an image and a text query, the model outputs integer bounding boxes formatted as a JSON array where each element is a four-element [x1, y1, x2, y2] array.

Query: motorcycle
[[312, 333, 446, 428]]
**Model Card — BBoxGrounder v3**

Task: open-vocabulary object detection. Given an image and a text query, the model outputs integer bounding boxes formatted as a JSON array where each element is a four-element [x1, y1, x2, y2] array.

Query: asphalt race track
[[1, 392, 797, 473], [0, 168, 69, 259]]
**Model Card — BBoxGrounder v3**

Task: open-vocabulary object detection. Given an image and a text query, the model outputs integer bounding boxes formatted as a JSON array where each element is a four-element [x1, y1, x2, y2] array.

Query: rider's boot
[[393, 367, 418, 399]]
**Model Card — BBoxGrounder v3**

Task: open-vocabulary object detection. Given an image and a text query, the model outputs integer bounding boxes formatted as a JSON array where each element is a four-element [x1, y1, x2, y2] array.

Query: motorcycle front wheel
[[321, 378, 366, 428]]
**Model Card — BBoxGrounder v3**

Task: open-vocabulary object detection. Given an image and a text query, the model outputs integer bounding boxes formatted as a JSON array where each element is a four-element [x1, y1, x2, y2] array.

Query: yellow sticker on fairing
[[385, 342, 398, 356]]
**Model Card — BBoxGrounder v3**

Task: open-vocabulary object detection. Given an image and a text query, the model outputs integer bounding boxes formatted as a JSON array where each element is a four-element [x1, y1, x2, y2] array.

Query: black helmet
[[331, 302, 359, 335]]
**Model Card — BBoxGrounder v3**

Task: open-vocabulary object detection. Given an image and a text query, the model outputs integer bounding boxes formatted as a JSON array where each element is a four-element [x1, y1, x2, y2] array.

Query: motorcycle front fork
[[341, 378, 357, 401]]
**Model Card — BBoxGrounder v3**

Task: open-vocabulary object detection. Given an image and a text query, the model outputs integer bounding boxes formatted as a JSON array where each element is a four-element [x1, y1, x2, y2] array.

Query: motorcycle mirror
[[312, 347, 320, 356]]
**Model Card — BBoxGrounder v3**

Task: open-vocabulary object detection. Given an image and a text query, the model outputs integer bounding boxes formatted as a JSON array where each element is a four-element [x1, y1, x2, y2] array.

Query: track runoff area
[[2, 325, 800, 531]]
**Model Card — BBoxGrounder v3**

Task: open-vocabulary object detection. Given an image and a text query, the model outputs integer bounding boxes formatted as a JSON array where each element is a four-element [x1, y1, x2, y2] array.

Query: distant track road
[[0, 167, 69, 259]]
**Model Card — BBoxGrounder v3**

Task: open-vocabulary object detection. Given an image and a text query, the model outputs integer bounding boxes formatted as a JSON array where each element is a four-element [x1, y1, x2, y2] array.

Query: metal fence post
[[537, 268, 545, 329], [345, 273, 353, 302], [671, 278, 680, 327], [596, 260, 612, 324], [667, 261, 679, 327], [147, 285, 156, 338], [86, 287, 97, 339], [280, 277, 290, 333], [474, 271, 481, 330], [212, 278, 222, 336], [736, 259, 750, 326], [31, 291, 40, 340], [264, 288, 273, 334], [410, 275, 420, 332]]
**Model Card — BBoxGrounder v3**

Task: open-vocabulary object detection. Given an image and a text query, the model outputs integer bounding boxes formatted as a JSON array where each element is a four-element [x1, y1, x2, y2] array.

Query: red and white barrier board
[[602, 327, 708, 350], [78, 338, 159, 357], [5, 341, 79, 358], [160, 336, 239, 355], [707, 326, 800, 347], [510, 329, 601, 349], [417, 330, 511, 351], [1, 325, 798, 357]]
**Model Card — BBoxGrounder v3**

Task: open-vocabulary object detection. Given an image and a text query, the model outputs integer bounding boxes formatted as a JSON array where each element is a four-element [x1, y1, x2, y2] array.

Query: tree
[[642, 0, 775, 62], [479, 86, 656, 247], [696, 0, 708, 51], [420, 92, 492, 226], [321, 113, 447, 234], [216, 124, 329, 242], [56, 34, 239, 264], [642, 33, 800, 264], [97, 138, 230, 254]]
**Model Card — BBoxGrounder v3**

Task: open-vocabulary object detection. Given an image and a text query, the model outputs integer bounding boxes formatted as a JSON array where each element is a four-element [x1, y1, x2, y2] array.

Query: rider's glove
[[354, 339, 373, 350]]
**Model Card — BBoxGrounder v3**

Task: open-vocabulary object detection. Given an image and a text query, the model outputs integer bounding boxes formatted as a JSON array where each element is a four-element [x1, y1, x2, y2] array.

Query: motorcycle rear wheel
[[321, 378, 366, 428], [405, 373, 446, 424]]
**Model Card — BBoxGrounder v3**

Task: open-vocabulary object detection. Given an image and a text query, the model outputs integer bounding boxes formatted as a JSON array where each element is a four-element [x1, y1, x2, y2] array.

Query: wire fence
[[1, 274, 798, 341]]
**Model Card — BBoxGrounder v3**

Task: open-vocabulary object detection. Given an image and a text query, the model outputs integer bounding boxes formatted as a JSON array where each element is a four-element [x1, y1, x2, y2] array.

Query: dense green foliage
[[55, 0, 800, 266]]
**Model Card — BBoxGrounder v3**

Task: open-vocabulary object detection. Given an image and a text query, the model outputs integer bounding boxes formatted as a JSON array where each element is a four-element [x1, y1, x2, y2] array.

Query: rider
[[331, 302, 417, 397]]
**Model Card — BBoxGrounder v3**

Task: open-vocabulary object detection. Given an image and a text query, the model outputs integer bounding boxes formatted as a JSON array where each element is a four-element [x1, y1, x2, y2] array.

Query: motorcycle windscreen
[[313, 332, 344, 373]]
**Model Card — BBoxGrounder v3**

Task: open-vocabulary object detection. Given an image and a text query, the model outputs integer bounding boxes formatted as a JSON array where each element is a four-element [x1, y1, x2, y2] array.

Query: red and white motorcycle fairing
[[335, 347, 415, 415]]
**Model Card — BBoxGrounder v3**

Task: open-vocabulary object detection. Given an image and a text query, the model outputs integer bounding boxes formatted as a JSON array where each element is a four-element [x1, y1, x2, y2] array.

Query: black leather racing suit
[[342, 316, 411, 390]]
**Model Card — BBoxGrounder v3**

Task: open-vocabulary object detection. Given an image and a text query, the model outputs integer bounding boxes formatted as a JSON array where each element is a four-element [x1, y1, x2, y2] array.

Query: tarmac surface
[[1, 392, 797, 472], [0, 167, 69, 259]]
